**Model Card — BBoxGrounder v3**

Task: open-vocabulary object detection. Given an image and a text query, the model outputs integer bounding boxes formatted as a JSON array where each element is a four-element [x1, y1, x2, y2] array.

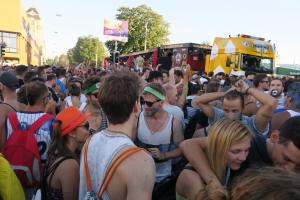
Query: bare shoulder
[[0, 104, 10, 115], [122, 149, 155, 171], [118, 149, 155, 180], [57, 158, 79, 175]]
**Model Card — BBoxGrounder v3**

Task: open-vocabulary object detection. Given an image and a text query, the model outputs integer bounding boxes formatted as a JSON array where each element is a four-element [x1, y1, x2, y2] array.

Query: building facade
[[0, 0, 45, 66]]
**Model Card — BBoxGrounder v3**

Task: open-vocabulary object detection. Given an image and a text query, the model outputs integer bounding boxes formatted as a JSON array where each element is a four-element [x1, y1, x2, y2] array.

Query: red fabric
[[152, 49, 158, 70], [127, 54, 133, 68], [187, 55, 205, 71]]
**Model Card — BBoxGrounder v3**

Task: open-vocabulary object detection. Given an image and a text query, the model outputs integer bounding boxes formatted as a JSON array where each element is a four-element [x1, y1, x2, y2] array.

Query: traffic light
[[114, 51, 119, 63], [0, 45, 5, 57], [109, 51, 120, 64]]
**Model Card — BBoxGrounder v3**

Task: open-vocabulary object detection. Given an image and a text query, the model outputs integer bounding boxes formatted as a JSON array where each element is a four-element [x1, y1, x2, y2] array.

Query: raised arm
[[235, 79, 277, 132], [180, 138, 221, 186], [168, 68, 176, 85], [191, 91, 227, 119], [177, 65, 190, 108]]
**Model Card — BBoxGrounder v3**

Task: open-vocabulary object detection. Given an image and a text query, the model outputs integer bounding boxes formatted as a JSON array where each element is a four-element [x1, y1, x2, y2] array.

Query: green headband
[[144, 86, 165, 100], [84, 82, 100, 94]]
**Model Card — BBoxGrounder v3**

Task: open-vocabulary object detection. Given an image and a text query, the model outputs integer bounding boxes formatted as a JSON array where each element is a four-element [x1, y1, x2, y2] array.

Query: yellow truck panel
[[206, 34, 275, 74]]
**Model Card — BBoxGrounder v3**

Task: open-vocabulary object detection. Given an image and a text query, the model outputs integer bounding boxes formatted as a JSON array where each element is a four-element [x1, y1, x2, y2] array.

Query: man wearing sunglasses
[[136, 83, 184, 199]]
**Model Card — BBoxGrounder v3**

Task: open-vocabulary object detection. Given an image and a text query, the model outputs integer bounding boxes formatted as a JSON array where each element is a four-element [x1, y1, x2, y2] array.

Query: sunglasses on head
[[140, 98, 161, 107]]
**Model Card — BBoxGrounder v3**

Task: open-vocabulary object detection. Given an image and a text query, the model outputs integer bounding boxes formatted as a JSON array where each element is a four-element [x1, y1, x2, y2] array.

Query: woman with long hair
[[176, 118, 252, 200], [44, 106, 90, 200]]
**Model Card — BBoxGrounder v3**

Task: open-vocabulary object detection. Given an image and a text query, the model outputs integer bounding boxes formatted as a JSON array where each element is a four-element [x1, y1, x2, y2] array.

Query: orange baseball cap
[[56, 106, 90, 136]]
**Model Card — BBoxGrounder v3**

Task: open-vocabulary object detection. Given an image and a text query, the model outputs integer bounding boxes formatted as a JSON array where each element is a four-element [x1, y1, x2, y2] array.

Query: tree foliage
[[44, 54, 69, 67], [67, 36, 106, 67], [105, 4, 170, 54]]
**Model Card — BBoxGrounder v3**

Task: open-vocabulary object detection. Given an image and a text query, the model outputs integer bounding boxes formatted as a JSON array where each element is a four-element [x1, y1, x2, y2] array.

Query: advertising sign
[[103, 18, 128, 42]]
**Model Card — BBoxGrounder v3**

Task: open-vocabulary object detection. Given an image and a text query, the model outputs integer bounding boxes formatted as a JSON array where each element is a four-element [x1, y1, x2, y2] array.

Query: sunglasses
[[78, 122, 89, 130], [140, 98, 161, 107]]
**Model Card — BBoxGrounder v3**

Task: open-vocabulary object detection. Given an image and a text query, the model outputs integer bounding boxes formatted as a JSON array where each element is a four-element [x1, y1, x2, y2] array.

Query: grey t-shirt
[[209, 107, 269, 136]]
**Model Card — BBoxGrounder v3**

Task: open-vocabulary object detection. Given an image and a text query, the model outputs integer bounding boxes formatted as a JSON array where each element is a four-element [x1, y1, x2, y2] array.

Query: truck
[[205, 34, 275, 74], [118, 43, 211, 73]]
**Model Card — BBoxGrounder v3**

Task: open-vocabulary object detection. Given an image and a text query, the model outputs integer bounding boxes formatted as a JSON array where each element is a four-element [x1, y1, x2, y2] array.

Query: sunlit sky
[[23, 0, 300, 65]]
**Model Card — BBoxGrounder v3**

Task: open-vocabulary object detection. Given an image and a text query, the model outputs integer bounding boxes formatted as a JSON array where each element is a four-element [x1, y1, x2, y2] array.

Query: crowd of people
[[0, 63, 299, 200]]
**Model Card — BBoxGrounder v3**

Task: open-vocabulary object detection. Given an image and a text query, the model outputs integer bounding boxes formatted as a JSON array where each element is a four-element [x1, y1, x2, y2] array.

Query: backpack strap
[[47, 156, 73, 186], [8, 112, 20, 131], [83, 136, 93, 192], [29, 114, 53, 134], [97, 147, 143, 198], [170, 114, 174, 143], [83, 136, 143, 197]]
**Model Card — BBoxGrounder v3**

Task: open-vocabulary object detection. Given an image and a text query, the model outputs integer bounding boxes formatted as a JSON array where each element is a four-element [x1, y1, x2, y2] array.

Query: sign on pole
[[103, 18, 128, 42]]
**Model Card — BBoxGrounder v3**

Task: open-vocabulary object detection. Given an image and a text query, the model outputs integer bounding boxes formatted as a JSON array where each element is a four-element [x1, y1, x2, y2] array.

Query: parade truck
[[118, 43, 211, 73], [205, 34, 275, 74]]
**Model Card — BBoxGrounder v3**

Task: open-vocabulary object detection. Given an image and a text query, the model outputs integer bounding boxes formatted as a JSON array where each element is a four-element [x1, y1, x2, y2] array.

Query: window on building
[[0, 32, 17, 53]]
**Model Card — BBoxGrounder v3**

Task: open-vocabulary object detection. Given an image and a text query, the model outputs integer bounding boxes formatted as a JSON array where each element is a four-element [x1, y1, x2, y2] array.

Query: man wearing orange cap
[[79, 71, 156, 200]]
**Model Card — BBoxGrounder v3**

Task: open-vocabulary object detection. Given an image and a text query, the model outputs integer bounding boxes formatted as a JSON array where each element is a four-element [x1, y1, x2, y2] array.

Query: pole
[[113, 40, 118, 68], [95, 43, 98, 67], [113, 40, 118, 66], [115, 40, 118, 52], [144, 22, 148, 51]]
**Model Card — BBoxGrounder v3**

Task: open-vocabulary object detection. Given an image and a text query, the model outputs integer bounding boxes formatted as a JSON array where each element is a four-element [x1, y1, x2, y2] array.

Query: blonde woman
[[176, 118, 252, 200]]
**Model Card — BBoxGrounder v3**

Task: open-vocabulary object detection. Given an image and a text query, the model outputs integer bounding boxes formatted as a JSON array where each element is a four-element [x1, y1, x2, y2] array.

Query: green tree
[[57, 54, 69, 67], [68, 36, 106, 67], [67, 48, 77, 65], [44, 56, 58, 65], [105, 4, 170, 54]]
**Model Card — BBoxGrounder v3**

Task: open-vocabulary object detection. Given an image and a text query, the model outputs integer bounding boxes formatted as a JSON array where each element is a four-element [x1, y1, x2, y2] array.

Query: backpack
[[3, 112, 53, 187], [83, 136, 143, 200]]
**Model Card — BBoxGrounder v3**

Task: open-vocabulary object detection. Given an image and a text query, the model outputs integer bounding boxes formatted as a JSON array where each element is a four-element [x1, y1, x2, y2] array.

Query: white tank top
[[79, 130, 135, 200], [137, 112, 173, 182], [286, 110, 300, 117], [64, 94, 87, 111]]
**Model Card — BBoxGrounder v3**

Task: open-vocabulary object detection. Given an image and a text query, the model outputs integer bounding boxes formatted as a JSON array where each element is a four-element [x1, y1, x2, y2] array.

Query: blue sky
[[23, 0, 300, 64]]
